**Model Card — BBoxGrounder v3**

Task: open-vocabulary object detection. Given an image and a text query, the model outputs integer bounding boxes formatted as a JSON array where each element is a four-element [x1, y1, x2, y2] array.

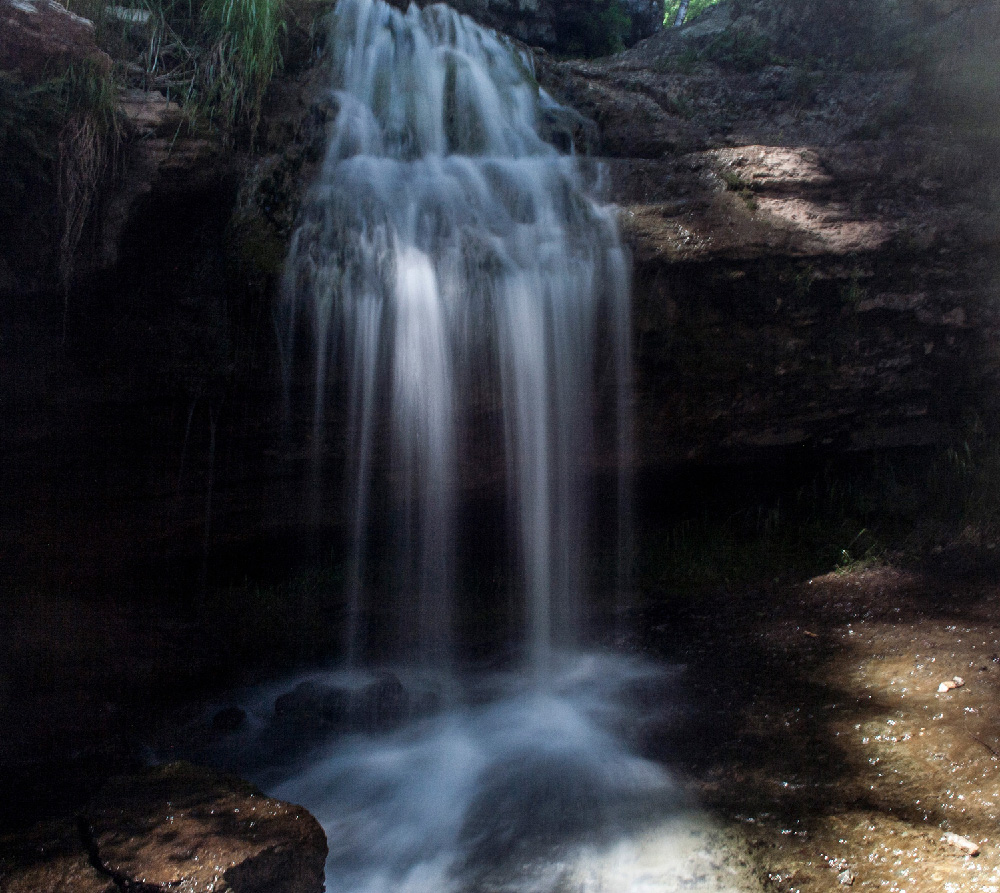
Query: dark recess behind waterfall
[[0, 185, 942, 599], [0, 182, 972, 603]]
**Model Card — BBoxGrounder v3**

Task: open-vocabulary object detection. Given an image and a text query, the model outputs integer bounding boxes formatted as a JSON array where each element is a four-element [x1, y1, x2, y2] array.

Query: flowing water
[[200, 655, 758, 893], [264, 2, 758, 890], [281, 0, 631, 670]]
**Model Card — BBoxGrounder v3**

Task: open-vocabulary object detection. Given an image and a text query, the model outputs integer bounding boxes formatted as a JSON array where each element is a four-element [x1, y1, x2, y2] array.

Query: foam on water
[[199, 653, 759, 893]]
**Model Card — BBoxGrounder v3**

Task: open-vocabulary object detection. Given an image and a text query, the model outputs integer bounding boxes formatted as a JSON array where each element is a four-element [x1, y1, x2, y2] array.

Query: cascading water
[[213, 2, 762, 891], [282, 0, 632, 670]]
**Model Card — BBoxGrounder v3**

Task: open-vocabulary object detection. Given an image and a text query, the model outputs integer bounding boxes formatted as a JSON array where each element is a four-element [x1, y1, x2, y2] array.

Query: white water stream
[[266, 2, 759, 890], [282, 0, 631, 670], [205, 655, 758, 893]]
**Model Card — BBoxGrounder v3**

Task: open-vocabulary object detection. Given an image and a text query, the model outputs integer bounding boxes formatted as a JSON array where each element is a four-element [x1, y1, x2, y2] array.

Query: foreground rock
[[0, 763, 327, 893]]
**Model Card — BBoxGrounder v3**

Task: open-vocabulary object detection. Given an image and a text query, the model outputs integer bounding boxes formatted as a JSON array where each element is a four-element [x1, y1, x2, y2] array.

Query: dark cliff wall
[[3, 0, 1000, 590], [540, 0, 1000, 466], [388, 0, 664, 54]]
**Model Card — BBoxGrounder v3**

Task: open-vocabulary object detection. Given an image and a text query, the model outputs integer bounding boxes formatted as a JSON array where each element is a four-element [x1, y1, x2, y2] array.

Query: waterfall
[[282, 0, 632, 670], [193, 9, 763, 889]]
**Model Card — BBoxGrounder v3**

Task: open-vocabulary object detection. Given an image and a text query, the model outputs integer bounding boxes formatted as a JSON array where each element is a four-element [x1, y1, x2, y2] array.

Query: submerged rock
[[355, 672, 409, 732], [212, 706, 248, 733], [274, 680, 352, 731], [272, 672, 411, 735]]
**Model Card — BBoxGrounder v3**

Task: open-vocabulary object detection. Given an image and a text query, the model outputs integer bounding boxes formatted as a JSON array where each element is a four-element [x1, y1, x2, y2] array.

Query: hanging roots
[[57, 111, 107, 299]]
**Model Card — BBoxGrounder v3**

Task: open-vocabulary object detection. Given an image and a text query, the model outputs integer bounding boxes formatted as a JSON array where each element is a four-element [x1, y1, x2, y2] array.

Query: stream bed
[[6, 563, 1000, 893]]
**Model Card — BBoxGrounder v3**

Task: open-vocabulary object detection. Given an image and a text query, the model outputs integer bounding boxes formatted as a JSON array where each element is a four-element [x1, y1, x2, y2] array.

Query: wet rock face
[[385, 0, 663, 51], [0, 763, 328, 893], [273, 672, 414, 737], [0, 0, 111, 80], [391, 0, 556, 47]]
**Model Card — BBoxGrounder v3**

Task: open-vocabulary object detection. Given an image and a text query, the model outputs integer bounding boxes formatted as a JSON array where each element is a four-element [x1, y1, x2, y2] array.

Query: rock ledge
[[0, 763, 327, 893]]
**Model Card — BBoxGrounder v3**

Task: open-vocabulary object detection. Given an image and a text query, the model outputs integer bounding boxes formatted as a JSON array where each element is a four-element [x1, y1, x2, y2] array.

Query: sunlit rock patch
[[661, 567, 1000, 893], [0, 763, 327, 893]]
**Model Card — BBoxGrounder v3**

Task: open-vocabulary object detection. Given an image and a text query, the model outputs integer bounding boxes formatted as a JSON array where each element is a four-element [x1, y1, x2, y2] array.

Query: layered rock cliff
[[3, 0, 999, 595], [540, 0, 1000, 463], [0, 0, 997, 669]]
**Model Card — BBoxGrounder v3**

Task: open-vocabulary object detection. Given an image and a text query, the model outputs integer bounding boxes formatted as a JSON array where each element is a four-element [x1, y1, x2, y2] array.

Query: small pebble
[[938, 676, 965, 693], [837, 869, 855, 886], [942, 832, 979, 856]]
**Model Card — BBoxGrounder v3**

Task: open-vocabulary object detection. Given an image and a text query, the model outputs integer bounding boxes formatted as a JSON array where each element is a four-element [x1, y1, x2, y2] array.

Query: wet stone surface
[[0, 762, 327, 893], [642, 565, 1000, 893]]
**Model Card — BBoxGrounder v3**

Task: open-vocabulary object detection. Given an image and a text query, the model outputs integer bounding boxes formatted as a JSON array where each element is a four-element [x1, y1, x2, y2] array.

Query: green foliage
[[663, 0, 722, 27], [642, 429, 1000, 595], [200, 0, 286, 135], [719, 166, 758, 211], [641, 487, 885, 593], [839, 271, 867, 309], [655, 21, 777, 73], [0, 61, 119, 208], [56, 59, 123, 140], [927, 433, 1000, 546], [555, 0, 632, 58], [62, 0, 287, 142]]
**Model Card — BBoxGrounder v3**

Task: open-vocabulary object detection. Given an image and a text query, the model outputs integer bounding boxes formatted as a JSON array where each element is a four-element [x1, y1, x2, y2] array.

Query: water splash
[[195, 655, 761, 893], [272, 656, 676, 893], [281, 0, 632, 669]]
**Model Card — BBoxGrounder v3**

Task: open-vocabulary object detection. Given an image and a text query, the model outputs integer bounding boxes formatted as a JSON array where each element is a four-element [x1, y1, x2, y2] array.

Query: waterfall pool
[[190, 651, 762, 893]]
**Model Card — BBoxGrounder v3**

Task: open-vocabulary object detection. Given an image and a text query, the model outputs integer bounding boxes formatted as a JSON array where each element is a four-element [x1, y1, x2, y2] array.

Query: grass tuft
[[642, 430, 1000, 595], [55, 62, 125, 298], [0, 60, 123, 302], [61, 0, 288, 143], [200, 0, 286, 138]]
